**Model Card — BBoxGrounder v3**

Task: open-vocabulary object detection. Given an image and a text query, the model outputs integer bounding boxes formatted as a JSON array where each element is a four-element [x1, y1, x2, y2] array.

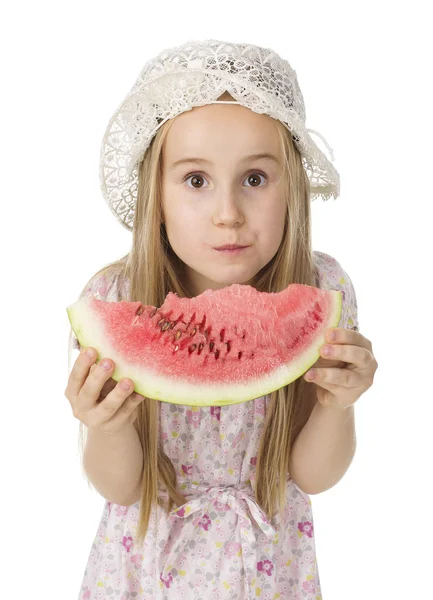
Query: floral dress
[[71, 250, 359, 599]]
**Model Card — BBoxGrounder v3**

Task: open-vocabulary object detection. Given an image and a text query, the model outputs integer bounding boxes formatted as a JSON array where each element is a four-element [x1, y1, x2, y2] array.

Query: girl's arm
[[83, 423, 143, 506], [289, 383, 356, 495]]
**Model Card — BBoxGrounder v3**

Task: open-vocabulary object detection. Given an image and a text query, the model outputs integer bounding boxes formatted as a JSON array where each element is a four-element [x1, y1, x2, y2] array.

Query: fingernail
[[101, 359, 112, 370], [327, 330, 337, 342], [85, 348, 95, 359]]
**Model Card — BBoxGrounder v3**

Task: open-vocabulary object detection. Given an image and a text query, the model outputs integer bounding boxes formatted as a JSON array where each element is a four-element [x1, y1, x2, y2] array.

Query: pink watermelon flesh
[[67, 283, 342, 406]]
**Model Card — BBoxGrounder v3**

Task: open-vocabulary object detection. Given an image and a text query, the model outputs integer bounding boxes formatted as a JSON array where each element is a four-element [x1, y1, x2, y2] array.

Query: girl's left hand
[[304, 328, 378, 409]]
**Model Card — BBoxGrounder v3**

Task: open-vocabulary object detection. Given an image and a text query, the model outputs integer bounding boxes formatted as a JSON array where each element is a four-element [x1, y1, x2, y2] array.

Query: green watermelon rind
[[66, 290, 342, 407]]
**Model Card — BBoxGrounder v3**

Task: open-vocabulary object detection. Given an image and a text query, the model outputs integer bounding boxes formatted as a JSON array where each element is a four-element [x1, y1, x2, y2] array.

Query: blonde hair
[[72, 93, 319, 547]]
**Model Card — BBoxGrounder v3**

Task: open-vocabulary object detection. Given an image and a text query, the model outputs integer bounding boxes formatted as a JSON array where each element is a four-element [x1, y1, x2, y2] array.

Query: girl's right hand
[[64, 347, 145, 435]]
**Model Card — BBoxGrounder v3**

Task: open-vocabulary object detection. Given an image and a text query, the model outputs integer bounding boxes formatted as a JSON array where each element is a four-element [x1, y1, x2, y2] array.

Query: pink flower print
[[82, 591, 91, 600], [255, 401, 265, 415], [197, 513, 212, 531], [257, 559, 274, 576], [115, 505, 128, 516], [213, 499, 230, 511], [176, 506, 187, 517], [131, 553, 142, 564], [211, 406, 221, 420], [231, 430, 245, 448], [186, 409, 201, 428], [302, 579, 315, 593], [181, 464, 193, 476], [122, 535, 134, 553], [225, 541, 241, 558], [160, 571, 174, 588], [161, 432, 168, 442], [250, 456, 257, 466], [298, 520, 314, 538]]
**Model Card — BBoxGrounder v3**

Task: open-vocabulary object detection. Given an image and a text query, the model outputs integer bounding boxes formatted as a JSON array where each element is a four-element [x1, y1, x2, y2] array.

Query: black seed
[[209, 341, 214, 351], [238, 351, 243, 360], [220, 329, 225, 342], [197, 342, 204, 355], [214, 349, 220, 359], [188, 344, 197, 354], [225, 341, 231, 353]]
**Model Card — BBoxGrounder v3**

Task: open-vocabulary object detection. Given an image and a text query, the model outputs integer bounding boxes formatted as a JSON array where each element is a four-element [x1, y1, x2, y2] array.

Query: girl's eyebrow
[[168, 153, 281, 170]]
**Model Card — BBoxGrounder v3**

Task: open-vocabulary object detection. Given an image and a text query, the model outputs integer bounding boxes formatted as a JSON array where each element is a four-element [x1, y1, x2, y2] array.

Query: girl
[[66, 39, 378, 599]]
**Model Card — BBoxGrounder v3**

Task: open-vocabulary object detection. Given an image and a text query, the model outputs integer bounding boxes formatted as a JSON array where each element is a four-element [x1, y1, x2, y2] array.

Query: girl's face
[[161, 101, 287, 296]]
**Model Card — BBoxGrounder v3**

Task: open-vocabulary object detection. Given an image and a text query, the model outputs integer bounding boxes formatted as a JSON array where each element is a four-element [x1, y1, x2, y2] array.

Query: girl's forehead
[[163, 104, 282, 161]]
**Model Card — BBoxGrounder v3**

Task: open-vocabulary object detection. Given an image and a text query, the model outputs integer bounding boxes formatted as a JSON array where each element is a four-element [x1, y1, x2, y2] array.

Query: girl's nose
[[212, 190, 245, 227]]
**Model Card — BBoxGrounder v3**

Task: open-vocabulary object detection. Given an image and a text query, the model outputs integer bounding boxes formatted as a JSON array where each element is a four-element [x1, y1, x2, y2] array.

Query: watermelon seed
[[199, 315, 206, 333], [175, 330, 182, 341], [190, 327, 197, 337], [238, 351, 243, 360], [135, 305, 145, 316], [169, 322, 175, 329], [185, 313, 196, 331], [220, 329, 225, 342], [161, 321, 171, 331], [225, 341, 231, 353], [209, 341, 215, 351], [214, 349, 220, 359], [148, 308, 158, 317], [197, 342, 204, 354], [157, 318, 165, 326], [174, 345, 179, 352], [188, 344, 197, 354]]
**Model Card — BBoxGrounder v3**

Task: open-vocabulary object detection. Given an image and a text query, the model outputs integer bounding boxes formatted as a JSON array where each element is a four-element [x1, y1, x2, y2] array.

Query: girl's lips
[[213, 246, 250, 254]]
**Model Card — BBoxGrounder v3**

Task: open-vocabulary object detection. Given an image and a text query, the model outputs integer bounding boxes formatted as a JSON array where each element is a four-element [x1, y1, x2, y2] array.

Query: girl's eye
[[184, 172, 267, 189]]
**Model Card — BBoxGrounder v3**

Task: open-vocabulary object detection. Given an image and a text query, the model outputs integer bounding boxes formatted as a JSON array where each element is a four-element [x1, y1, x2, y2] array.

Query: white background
[[2, 1, 431, 598]]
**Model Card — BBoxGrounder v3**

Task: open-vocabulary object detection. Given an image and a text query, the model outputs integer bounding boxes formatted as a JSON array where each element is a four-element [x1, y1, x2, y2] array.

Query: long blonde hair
[[72, 93, 319, 547]]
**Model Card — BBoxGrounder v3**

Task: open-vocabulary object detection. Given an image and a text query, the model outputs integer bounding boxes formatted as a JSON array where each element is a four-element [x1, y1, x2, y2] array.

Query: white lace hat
[[100, 39, 340, 231]]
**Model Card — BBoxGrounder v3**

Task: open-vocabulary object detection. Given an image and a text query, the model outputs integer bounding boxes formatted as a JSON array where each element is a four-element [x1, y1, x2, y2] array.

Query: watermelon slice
[[66, 283, 342, 406]]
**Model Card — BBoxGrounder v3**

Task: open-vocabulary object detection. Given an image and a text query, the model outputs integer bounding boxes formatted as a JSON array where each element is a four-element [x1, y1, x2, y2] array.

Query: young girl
[[66, 39, 377, 599]]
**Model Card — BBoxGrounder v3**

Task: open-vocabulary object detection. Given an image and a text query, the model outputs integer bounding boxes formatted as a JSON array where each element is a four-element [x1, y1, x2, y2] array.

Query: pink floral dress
[[71, 250, 359, 599]]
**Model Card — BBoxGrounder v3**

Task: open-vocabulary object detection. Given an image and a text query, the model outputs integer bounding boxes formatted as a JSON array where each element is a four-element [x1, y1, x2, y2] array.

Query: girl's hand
[[64, 347, 145, 435], [303, 328, 378, 409]]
